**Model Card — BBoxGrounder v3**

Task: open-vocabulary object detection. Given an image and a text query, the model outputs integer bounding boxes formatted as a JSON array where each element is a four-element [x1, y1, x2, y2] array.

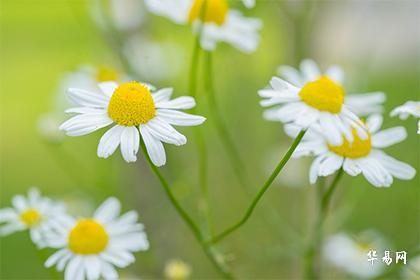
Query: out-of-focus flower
[[391, 101, 420, 134], [37, 113, 65, 143], [59, 81, 206, 165], [242, 0, 255, 9], [277, 60, 386, 117], [260, 59, 369, 146], [323, 231, 388, 279], [44, 197, 149, 280], [285, 115, 416, 187], [144, 0, 262, 53], [0, 188, 66, 248], [402, 255, 420, 280], [123, 36, 186, 82], [164, 259, 192, 280]]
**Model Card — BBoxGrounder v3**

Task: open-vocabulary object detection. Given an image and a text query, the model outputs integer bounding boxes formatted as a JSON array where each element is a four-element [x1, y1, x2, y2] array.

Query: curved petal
[[67, 88, 109, 108], [65, 256, 84, 280], [98, 82, 118, 97], [300, 59, 321, 82], [139, 125, 166, 167], [120, 126, 140, 163], [371, 150, 416, 180], [325, 65, 344, 84], [97, 125, 124, 159], [145, 118, 187, 146], [60, 113, 113, 137], [366, 114, 383, 134], [152, 88, 173, 103], [155, 96, 196, 110], [84, 256, 101, 280], [343, 158, 362, 176], [94, 197, 121, 224], [157, 109, 206, 126], [372, 127, 407, 148], [277, 65, 304, 87]]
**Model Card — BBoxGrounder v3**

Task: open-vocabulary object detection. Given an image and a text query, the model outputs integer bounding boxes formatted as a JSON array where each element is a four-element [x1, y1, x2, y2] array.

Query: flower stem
[[203, 51, 250, 191], [206, 130, 306, 245], [304, 168, 344, 279], [140, 143, 233, 279]]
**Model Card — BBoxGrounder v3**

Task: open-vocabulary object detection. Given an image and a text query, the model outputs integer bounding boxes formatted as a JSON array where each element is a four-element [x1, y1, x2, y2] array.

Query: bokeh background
[[1, 0, 419, 279]]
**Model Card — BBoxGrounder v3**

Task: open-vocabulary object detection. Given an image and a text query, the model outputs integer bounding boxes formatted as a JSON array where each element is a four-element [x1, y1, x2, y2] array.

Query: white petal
[[67, 88, 109, 108], [65, 107, 106, 114], [371, 150, 416, 180], [345, 92, 386, 116], [157, 109, 206, 126], [319, 114, 343, 146], [98, 82, 118, 97], [120, 126, 140, 163], [60, 113, 113, 136], [366, 114, 383, 133], [372, 127, 407, 148], [309, 155, 327, 184], [343, 159, 362, 176], [263, 102, 307, 123], [100, 260, 118, 280], [45, 249, 68, 268], [97, 125, 124, 159], [0, 208, 18, 222], [145, 118, 187, 146], [84, 256, 101, 280], [139, 125, 166, 166], [152, 88, 173, 103], [156, 96, 196, 109], [94, 197, 121, 224], [0, 222, 25, 236], [65, 256, 84, 280], [317, 153, 343, 177], [57, 252, 73, 271], [359, 158, 393, 187], [277, 65, 304, 87], [325, 65, 344, 84], [100, 251, 131, 268], [300, 59, 321, 82], [12, 195, 27, 211]]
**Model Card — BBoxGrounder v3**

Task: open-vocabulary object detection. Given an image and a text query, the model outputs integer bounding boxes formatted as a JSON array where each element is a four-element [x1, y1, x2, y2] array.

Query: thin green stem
[[304, 168, 344, 279], [140, 143, 233, 279], [206, 130, 306, 245], [203, 51, 249, 192]]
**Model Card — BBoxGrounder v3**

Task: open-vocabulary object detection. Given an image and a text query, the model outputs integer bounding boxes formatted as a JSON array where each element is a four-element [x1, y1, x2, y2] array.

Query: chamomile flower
[[0, 188, 66, 248], [285, 115, 416, 187], [390, 101, 420, 134], [59, 81, 206, 166], [164, 259, 192, 280], [260, 60, 377, 146], [323, 231, 388, 279], [144, 0, 262, 53], [44, 198, 149, 280]]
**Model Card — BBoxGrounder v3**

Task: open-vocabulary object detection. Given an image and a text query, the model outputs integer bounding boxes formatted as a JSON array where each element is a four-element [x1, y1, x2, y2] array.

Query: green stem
[[304, 168, 344, 279], [203, 51, 249, 192], [140, 143, 232, 279], [206, 130, 306, 245]]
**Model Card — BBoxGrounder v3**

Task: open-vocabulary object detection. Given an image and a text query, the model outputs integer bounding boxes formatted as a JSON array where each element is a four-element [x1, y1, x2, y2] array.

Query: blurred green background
[[1, 0, 419, 279]]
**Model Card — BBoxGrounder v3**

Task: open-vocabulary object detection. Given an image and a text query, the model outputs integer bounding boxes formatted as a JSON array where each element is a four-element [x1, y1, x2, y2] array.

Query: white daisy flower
[[44, 197, 149, 280], [144, 0, 262, 53], [59, 81, 206, 166], [285, 115, 416, 187], [164, 259, 192, 280], [259, 59, 385, 146], [0, 188, 67, 248], [323, 231, 388, 279], [390, 100, 420, 134]]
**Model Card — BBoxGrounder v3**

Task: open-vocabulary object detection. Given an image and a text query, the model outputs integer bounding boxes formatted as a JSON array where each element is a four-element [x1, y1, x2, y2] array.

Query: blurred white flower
[[285, 114, 416, 187], [323, 231, 388, 279], [144, 0, 262, 52], [391, 101, 420, 134], [277, 60, 386, 117], [242, 0, 255, 9], [0, 188, 67, 248], [59, 81, 206, 165], [260, 59, 369, 146], [164, 259, 192, 280], [44, 197, 149, 280], [109, 0, 147, 31], [37, 113, 65, 143], [124, 36, 185, 82], [402, 255, 420, 280]]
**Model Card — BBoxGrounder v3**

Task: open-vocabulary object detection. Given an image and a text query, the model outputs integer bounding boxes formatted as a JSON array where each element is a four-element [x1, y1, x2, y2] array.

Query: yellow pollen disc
[[20, 208, 42, 227], [107, 82, 156, 126], [298, 76, 345, 113], [328, 129, 372, 159], [68, 219, 109, 255], [96, 65, 119, 82], [188, 0, 228, 26]]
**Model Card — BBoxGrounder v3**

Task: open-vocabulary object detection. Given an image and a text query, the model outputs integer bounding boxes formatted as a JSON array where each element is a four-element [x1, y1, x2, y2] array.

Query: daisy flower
[[285, 115, 416, 187], [44, 197, 149, 280], [323, 231, 388, 279], [390, 100, 420, 134], [164, 259, 192, 280], [0, 188, 67, 248], [59, 81, 206, 166], [260, 60, 385, 145], [144, 0, 262, 53]]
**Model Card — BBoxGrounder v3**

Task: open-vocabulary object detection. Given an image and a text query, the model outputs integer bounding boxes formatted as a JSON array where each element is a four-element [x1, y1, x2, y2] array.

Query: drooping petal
[[120, 126, 140, 163], [372, 127, 407, 148], [59, 113, 113, 136], [145, 118, 187, 146], [97, 125, 125, 159], [139, 125, 166, 166], [371, 150, 416, 180], [67, 88, 109, 108]]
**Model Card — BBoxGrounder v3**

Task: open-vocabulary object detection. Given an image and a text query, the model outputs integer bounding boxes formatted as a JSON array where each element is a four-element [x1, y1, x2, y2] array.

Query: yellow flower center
[[20, 208, 42, 227], [96, 65, 119, 82], [328, 129, 372, 159], [188, 0, 228, 26], [107, 82, 156, 126], [68, 219, 109, 255], [298, 76, 345, 113]]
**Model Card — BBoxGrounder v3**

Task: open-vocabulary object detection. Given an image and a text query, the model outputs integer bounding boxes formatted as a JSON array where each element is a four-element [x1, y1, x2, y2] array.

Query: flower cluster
[[0, 189, 149, 280]]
